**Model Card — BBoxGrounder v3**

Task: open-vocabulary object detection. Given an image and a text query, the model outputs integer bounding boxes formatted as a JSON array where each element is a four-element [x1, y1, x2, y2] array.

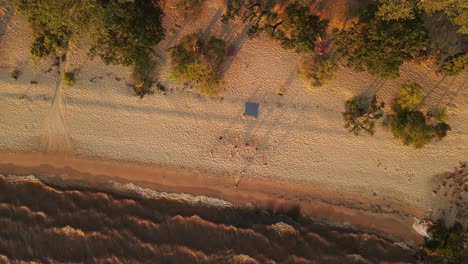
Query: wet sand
[[0, 152, 425, 246]]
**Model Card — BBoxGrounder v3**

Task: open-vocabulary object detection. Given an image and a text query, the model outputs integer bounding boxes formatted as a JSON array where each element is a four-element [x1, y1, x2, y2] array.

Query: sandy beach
[[0, 0, 467, 249]]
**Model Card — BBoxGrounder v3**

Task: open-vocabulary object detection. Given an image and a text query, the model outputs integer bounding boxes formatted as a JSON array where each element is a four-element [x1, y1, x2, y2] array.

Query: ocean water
[[0, 174, 427, 263]]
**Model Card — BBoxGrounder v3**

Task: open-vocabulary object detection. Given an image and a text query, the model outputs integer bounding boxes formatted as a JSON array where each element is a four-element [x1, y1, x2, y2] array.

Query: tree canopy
[[334, 7, 429, 77], [376, 0, 468, 33], [342, 96, 385, 136], [222, 1, 327, 52], [14, 0, 165, 66]]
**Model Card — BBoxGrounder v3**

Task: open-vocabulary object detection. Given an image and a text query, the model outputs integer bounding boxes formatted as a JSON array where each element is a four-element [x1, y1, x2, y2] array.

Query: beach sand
[[0, 0, 467, 247]]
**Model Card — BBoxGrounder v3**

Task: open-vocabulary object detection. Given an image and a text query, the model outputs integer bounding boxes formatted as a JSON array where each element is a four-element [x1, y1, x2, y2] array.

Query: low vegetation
[[298, 56, 338, 87], [342, 96, 385, 136], [421, 221, 465, 263], [169, 34, 226, 96], [63, 72, 76, 87], [396, 83, 424, 110], [389, 83, 451, 148], [441, 52, 468, 76]]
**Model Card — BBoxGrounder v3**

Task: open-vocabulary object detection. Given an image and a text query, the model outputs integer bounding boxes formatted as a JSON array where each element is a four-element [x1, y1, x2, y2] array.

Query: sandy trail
[[40, 58, 72, 153]]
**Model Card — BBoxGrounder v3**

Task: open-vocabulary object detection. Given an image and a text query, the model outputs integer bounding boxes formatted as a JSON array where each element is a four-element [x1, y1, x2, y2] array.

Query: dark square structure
[[243, 102, 259, 119]]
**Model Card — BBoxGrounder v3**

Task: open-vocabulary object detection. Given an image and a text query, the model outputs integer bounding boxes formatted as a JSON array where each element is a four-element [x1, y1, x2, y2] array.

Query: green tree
[[390, 109, 433, 148], [397, 83, 424, 110], [14, 0, 76, 57], [273, 3, 328, 52], [334, 8, 429, 77], [342, 95, 385, 136], [88, 0, 165, 66], [376, 0, 417, 20]]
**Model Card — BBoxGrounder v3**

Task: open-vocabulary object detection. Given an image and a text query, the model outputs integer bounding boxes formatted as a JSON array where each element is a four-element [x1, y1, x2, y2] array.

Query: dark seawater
[[0, 175, 431, 264]]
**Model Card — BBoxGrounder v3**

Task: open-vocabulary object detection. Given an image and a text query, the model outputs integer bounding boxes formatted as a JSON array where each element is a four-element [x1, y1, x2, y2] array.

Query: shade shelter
[[243, 102, 259, 120]]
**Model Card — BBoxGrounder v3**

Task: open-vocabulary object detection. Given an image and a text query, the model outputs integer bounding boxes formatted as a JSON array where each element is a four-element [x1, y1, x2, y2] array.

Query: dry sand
[[0, 0, 467, 244]]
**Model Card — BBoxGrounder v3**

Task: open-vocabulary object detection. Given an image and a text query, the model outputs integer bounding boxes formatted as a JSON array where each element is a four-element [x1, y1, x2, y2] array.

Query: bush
[[390, 109, 433, 148], [342, 95, 385, 136], [397, 83, 424, 110], [63, 72, 76, 86], [298, 56, 338, 87], [169, 35, 225, 96], [441, 53, 468, 76], [422, 221, 465, 263], [334, 6, 429, 77]]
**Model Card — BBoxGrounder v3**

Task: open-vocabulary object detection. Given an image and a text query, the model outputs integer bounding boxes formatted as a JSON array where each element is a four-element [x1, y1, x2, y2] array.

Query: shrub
[[169, 35, 225, 96], [298, 56, 338, 87], [334, 7, 429, 77], [63, 72, 76, 86], [441, 52, 468, 76], [343, 95, 385, 136], [397, 83, 424, 110], [422, 221, 465, 263], [390, 109, 433, 148]]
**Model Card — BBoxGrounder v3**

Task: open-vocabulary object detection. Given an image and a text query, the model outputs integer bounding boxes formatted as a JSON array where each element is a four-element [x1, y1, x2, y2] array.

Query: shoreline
[[0, 151, 425, 246]]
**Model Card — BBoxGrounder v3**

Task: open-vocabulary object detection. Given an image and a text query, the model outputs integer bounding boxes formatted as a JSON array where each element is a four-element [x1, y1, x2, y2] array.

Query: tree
[[298, 56, 337, 87], [273, 3, 328, 52], [334, 7, 429, 77], [15, 0, 166, 96], [397, 83, 424, 110], [376, 0, 417, 21], [88, 0, 165, 66], [441, 52, 468, 76], [14, 0, 75, 57], [342, 96, 385, 136], [390, 109, 433, 148], [222, 0, 278, 37], [222, 1, 327, 52]]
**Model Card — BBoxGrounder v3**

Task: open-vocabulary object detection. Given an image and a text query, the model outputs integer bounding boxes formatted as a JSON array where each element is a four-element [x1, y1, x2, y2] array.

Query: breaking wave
[[0, 174, 422, 263]]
